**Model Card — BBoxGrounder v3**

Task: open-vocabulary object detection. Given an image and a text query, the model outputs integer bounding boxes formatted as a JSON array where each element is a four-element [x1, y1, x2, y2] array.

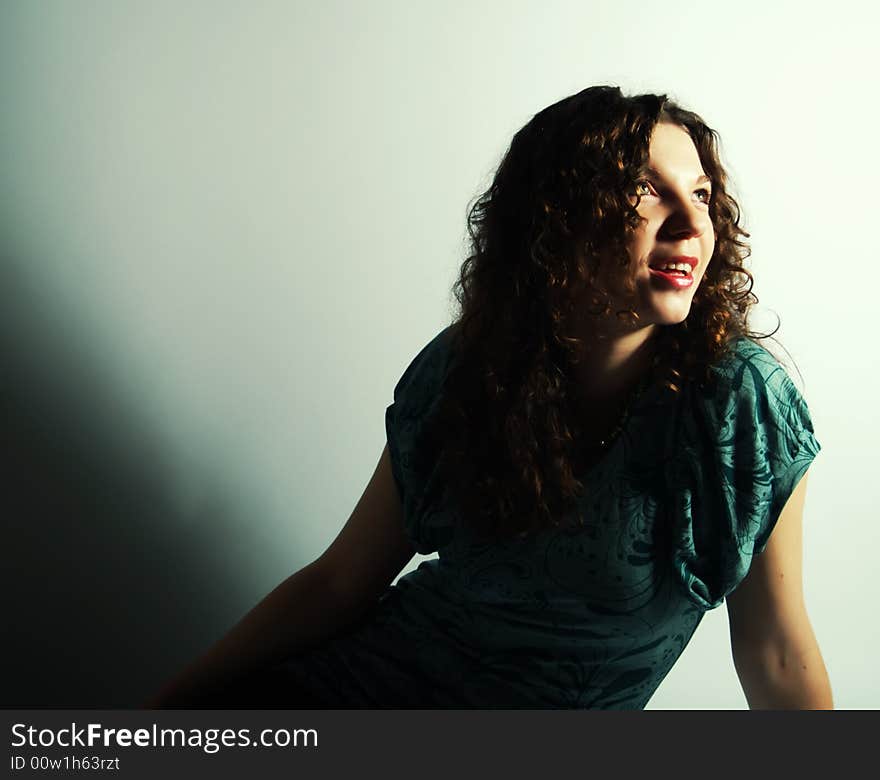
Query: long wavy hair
[[424, 85, 772, 544]]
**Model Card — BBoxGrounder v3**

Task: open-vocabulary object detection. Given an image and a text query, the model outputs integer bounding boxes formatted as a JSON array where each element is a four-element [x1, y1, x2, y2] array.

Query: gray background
[[2, 0, 875, 708]]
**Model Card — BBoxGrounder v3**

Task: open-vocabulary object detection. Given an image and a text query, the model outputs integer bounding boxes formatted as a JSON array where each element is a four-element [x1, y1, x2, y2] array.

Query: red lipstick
[[648, 255, 698, 289]]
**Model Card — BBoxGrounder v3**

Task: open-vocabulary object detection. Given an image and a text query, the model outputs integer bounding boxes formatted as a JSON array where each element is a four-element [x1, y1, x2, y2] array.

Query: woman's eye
[[633, 181, 711, 204]]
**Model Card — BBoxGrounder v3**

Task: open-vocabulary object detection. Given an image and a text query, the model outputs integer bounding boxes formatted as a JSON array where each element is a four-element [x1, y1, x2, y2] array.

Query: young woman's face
[[597, 121, 716, 334]]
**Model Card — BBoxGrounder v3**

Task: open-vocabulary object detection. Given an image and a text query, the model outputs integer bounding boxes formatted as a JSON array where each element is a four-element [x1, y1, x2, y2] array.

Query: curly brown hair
[[423, 85, 772, 545]]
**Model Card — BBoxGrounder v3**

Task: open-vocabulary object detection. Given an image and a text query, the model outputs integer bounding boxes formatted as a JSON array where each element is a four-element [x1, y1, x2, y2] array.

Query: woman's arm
[[146, 443, 416, 708], [726, 470, 834, 709]]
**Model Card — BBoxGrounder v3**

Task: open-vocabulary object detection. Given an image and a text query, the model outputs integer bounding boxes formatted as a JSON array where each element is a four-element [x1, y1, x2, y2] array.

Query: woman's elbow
[[732, 635, 834, 710]]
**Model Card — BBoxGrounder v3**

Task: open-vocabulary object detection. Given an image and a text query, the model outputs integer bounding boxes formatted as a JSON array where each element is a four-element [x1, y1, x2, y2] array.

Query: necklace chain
[[578, 369, 652, 459]]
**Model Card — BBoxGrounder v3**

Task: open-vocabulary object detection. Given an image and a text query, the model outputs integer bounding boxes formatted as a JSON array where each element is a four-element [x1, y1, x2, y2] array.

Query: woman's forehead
[[644, 123, 708, 181]]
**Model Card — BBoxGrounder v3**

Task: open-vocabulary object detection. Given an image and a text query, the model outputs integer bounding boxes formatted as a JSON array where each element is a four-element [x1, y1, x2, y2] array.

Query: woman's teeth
[[655, 262, 691, 274]]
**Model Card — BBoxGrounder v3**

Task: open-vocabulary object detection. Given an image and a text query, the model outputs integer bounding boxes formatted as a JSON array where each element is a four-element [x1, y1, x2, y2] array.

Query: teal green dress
[[276, 325, 821, 708]]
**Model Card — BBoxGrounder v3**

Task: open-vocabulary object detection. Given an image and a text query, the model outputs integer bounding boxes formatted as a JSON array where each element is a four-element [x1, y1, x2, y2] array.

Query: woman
[[148, 86, 832, 709]]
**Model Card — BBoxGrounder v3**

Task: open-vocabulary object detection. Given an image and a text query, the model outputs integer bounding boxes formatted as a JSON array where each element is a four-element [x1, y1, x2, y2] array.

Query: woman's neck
[[569, 324, 659, 405]]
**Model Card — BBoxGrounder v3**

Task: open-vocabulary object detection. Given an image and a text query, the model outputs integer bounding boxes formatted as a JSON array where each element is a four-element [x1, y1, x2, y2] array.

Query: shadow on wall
[[2, 249, 258, 708]]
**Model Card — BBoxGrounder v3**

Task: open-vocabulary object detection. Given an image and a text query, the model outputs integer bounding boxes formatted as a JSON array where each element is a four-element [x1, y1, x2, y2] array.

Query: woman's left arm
[[725, 470, 834, 709]]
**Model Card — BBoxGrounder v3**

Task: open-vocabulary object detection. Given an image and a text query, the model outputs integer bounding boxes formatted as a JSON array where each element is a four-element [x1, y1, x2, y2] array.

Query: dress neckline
[[570, 368, 662, 480]]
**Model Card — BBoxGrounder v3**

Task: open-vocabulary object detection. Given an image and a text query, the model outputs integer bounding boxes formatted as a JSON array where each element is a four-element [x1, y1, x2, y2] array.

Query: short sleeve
[[667, 338, 822, 610], [384, 326, 456, 554]]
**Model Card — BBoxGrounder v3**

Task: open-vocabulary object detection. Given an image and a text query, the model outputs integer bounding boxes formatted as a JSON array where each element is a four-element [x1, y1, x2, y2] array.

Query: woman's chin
[[648, 304, 694, 326]]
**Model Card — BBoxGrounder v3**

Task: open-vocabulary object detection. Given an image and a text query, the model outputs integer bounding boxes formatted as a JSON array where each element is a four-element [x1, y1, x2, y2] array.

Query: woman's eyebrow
[[642, 166, 712, 186]]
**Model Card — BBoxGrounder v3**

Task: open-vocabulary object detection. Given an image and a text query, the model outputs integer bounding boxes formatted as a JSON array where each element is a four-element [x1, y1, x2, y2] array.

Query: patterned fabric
[[275, 326, 821, 708]]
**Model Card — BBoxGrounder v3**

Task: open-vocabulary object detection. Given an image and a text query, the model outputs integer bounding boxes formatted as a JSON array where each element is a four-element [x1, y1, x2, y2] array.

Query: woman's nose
[[662, 201, 709, 240]]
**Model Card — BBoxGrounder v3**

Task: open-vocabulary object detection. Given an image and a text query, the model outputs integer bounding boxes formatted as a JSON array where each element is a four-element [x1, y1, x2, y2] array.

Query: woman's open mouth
[[648, 263, 695, 289]]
